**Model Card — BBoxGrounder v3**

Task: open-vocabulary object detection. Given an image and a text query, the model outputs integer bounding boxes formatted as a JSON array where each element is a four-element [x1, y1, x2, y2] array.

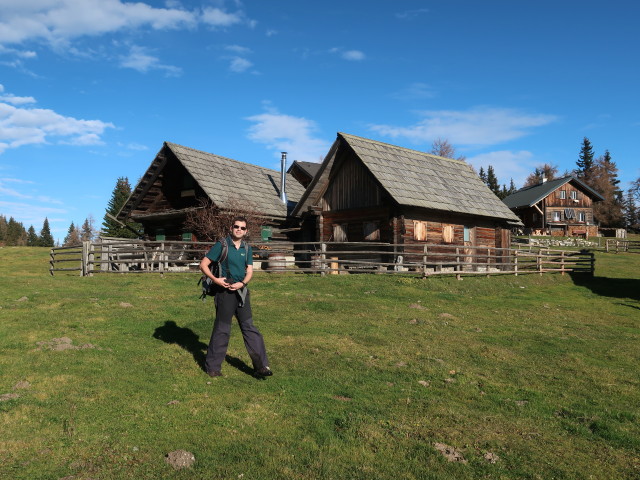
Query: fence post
[[455, 247, 461, 280], [81, 241, 89, 276], [560, 250, 565, 276], [590, 252, 595, 276], [537, 252, 542, 275], [514, 249, 518, 276], [49, 248, 55, 276], [423, 244, 428, 276], [605, 239, 609, 253], [88, 243, 95, 277], [320, 242, 326, 277]]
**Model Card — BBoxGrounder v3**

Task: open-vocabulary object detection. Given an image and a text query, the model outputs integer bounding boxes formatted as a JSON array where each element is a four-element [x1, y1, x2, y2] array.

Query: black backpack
[[198, 239, 249, 300]]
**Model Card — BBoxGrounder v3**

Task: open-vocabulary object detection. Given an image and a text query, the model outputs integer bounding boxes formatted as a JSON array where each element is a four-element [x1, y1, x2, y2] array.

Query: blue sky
[[1, 0, 638, 242]]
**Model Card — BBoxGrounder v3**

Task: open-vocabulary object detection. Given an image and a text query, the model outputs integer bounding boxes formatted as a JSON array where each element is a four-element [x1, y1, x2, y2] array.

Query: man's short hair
[[231, 215, 248, 226]]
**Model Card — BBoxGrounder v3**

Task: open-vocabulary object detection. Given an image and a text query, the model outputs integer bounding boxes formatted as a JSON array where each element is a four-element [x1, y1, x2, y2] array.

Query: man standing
[[199, 216, 272, 378]]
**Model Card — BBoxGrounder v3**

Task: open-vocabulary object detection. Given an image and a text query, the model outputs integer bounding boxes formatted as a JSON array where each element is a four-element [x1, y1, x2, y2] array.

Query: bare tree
[[183, 197, 267, 243], [430, 138, 467, 162]]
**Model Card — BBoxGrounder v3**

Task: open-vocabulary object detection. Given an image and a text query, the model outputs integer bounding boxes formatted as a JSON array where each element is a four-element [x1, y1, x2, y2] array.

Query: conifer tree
[[623, 189, 638, 231], [0, 215, 7, 244], [63, 222, 82, 246], [478, 167, 487, 184], [576, 137, 595, 180], [523, 164, 559, 187], [590, 152, 624, 227], [39, 217, 54, 247], [102, 177, 140, 238], [81, 216, 95, 242], [486, 165, 500, 196], [6, 217, 27, 245], [27, 225, 39, 246]]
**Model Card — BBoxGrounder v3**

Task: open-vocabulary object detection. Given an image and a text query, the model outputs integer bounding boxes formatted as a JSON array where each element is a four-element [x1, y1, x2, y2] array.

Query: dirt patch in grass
[[34, 337, 101, 351], [165, 450, 195, 470], [434, 442, 467, 463]]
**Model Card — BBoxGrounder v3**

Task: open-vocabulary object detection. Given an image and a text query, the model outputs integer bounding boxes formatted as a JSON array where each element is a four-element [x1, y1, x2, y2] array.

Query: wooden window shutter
[[443, 225, 454, 243], [413, 221, 426, 241]]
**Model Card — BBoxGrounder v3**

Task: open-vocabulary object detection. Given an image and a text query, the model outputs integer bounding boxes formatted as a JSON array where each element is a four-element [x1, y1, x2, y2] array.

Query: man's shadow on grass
[[152, 321, 259, 376], [569, 272, 640, 309]]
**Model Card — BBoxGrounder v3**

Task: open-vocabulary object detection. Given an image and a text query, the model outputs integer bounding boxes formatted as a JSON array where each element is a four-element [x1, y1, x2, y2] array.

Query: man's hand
[[215, 277, 231, 289], [227, 281, 244, 291]]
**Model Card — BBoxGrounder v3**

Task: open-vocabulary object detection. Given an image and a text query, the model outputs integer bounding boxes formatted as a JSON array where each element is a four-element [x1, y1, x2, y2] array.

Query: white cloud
[[370, 107, 557, 146], [201, 6, 249, 28], [467, 150, 536, 187], [0, 200, 67, 229], [392, 82, 436, 100], [224, 44, 252, 54], [228, 56, 252, 73], [119, 45, 182, 76], [342, 50, 365, 61], [330, 47, 366, 61], [0, 87, 114, 152], [0, 0, 198, 47], [396, 8, 430, 20], [246, 106, 329, 163]]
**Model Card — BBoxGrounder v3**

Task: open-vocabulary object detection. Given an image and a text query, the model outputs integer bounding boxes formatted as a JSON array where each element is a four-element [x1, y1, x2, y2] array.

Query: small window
[[570, 191, 578, 200], [559, 190, 566, 199], [413, 221, 427, 241], [443, 225, 454, 243], [363, 221, 380, 241], [578, 212, 586, 222], [155, 228, 165, 241], [182, 232, 193, 241], [553, 211, 563, 222], [333, 223, 348, 242], [463, 226, 471, 242]]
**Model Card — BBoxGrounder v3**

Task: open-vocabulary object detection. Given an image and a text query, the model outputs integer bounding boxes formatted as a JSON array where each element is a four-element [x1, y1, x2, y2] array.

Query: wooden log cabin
[[502, 176, 604, 237], [291, 132, 522, 265], [116, 142, 305, 241]]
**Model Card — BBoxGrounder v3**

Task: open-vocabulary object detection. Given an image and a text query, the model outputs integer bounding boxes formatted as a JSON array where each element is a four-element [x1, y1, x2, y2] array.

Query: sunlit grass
[[0, 246, 638, 479]]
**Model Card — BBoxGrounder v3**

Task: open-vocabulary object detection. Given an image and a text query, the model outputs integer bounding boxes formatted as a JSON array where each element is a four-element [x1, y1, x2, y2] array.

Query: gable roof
[[502, 175, 604, 209], [288, 160, 321, 180], [118, 142, 305, 221], [293, 132, 521, 223]]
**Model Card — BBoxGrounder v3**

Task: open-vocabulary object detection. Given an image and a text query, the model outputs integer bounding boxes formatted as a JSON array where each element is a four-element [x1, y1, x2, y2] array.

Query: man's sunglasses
[[233, 225, 247, 231]]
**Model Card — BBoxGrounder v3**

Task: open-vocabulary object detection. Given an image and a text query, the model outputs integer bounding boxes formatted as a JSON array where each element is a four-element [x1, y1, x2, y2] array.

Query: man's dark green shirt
[[205, 236, 253, 282]]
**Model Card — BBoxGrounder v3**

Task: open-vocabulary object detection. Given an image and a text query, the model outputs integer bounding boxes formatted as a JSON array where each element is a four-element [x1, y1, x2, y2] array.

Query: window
[[553, 211, 563, 222], [578, 212, 586, 222], [182, 232, 193, 241], [442, 225, 454, 243], [155, 228, 165, 241], [559, 190, 566, 199], [570, 191, 578, 200], [333, 223, 348, 242], [463, 226, 471, 242], [413, 221, 427, 241], [363, 221, 380, 241]]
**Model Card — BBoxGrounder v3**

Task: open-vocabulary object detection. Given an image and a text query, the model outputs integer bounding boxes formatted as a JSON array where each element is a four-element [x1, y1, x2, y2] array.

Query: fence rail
[[50, 239, 595, 278], [605, 239, 640, 254]]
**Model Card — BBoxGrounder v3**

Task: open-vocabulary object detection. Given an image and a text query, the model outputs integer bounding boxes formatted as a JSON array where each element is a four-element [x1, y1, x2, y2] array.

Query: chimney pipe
[[280, 152, 287, 204]]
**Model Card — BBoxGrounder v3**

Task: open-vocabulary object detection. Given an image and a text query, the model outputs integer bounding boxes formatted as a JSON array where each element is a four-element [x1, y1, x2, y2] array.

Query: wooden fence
[[605, 239, 640, 254], [50, 239, 595, 278]]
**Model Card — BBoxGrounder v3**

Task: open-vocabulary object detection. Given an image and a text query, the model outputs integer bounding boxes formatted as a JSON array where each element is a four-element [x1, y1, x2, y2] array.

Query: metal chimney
[[280, 152, 287, 204]]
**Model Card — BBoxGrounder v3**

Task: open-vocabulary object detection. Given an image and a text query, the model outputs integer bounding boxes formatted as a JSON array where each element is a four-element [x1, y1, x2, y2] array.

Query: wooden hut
[[502, 176, 604, 237], [116, 142, 305, 241], [291, 132, 521, 253]]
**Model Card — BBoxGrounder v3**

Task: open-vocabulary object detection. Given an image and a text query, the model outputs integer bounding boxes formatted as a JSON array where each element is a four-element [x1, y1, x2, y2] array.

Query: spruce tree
[[486, 165, 500, 196], [478, 167, 487, 184], [590, 152, 624, 227], [623, 189, 638, 230], [0, 215, 7, 244], [27, 225, 39, 246], [81, 216, 94, 242], [102, 177, 140, 238], [63, 222, 81, 246], [576, 137, 595, 180], [39, 217, 54, 247], [6, 217, 27, 245]]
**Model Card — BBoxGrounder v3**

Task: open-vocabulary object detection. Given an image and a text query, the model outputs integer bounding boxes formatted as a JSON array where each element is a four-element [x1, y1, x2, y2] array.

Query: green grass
[[1, 247, 639, 479]]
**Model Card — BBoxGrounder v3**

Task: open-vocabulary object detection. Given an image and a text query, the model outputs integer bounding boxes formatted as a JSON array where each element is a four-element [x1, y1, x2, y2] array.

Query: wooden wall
[[321, 154, 382, 212]]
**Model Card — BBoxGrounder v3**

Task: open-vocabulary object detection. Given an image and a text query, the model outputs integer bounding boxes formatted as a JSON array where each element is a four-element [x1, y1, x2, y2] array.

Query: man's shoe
[[255, 366, 273, 377], [207, 371, 223, 377]]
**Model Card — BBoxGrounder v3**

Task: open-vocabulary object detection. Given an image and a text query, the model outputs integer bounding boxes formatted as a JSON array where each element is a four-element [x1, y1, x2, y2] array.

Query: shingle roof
[[294, 132, 521, 223], [288, 160, 321, 179], [502, 175, 604, 209], [121, 142, 305, 220]]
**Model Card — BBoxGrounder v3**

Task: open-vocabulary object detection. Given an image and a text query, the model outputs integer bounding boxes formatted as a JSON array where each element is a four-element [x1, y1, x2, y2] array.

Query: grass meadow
[[0, 246, 639, 479]]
